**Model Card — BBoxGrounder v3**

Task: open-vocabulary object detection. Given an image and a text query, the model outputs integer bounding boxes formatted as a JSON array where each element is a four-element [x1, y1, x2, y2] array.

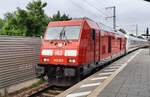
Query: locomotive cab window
[[45, 26, 81, 40]]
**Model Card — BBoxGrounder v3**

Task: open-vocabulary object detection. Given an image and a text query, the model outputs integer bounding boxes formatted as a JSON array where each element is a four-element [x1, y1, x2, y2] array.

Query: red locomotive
[[38, 18, 127, 86]]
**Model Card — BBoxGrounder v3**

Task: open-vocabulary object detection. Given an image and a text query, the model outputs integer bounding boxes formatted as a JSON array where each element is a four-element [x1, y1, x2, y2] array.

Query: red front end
[[40, 20, 84, 67]]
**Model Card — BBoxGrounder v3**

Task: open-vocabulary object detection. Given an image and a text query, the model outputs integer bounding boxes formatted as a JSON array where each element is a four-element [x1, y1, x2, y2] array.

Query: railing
[[0, 36, 41, 89]]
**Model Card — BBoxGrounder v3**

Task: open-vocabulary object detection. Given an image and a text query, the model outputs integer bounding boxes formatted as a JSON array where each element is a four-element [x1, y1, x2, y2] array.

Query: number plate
[[53, 59, 63, 62]]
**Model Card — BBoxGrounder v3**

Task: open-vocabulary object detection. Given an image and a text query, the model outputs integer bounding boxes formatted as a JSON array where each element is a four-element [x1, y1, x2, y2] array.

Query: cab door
[[92, 29, 96, 64]]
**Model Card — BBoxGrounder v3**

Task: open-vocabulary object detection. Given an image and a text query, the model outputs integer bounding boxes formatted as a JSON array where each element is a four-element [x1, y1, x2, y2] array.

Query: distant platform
[[97, 48, 150, 97], [57, 49, 150, 97]]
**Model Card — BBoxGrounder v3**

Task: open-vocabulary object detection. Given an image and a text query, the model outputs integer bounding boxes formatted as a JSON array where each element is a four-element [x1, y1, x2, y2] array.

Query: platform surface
[[57, 49, 150, 97], [97, 49, 150, 97]]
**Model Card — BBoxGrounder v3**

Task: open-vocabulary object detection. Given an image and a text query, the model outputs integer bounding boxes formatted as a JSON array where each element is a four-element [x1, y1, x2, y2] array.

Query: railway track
[[33, 87, 65, 97], [14, 83, 68, 97], [28, 86, 66, 97]]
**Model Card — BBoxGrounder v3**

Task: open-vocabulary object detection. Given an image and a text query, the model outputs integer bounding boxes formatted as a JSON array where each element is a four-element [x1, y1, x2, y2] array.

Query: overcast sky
[[0, 0, 150, 35]]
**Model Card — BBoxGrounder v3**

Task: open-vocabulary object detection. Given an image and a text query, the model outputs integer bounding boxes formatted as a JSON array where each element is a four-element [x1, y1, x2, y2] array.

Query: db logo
[[54, 50, 63, 56]]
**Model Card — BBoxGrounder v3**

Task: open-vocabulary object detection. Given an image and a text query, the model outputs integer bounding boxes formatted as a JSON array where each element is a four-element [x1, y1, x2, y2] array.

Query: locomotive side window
[[102, 45, 106, 54], [92, 29, 96, 40], [120, 38, 122, 50], [45, 26, 81, 40], [108, 36, 112, 53]]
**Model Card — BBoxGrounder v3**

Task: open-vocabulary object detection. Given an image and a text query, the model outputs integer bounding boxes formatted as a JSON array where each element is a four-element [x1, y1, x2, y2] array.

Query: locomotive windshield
[[45, 26, 81, 40]]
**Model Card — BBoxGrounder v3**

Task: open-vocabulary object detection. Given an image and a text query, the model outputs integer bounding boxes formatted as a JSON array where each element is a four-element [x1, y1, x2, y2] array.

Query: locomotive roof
[[48, 18, 100, 30], [48, 18, 125, 38], [48, 19, 83, 27]]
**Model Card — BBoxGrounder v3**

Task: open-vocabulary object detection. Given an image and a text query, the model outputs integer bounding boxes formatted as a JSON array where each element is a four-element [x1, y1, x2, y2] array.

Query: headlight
[[41, 49, 53, 56], [43, 58, 50, 62], [68, 58, 76, 63], [64, 50, 77, 56]]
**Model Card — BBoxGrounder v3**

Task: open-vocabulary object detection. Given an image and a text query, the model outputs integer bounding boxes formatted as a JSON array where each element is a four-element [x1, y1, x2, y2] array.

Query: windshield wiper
[[59, 27, 65, 40], [59, 27, 69, 43]]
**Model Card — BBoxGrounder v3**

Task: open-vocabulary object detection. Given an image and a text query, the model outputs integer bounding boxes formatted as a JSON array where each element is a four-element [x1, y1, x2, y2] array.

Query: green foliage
[[1, 0, 72, 37], [50, 11, 72, 22], [26, 0, 49, 36], [2, 0, 49, 36], [31, 79, 46, 88], [0, 18, 4, 34], [2, 9, 28, 36]]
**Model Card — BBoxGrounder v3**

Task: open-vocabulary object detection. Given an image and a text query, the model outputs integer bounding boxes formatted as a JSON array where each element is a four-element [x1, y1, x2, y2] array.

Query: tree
[[26, 0, 49, 36], [50, 11, 72, 21], [1, 0, 72, 37], [2, 9, 28, 36], [0, 18, 4, 34], [2, 0, 49, 36]]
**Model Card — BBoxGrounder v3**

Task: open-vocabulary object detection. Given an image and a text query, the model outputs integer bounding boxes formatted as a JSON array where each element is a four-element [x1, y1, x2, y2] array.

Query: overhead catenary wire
[[84, 0, 110, 17], [89, 0, 114, 10], [70, 0, 105, 18], [69, 0, 113, 31]]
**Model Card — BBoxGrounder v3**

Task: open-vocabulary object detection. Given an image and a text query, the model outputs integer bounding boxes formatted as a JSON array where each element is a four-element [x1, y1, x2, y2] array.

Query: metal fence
[[0, 36, 41, 89]]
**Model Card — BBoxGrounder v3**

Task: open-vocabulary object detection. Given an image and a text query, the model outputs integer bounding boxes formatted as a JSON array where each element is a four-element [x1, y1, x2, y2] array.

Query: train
[[36, 18, 147, 86]]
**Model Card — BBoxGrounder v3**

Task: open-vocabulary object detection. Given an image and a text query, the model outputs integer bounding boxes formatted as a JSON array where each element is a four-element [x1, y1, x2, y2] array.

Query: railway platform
[[57, 48, 150, 97]]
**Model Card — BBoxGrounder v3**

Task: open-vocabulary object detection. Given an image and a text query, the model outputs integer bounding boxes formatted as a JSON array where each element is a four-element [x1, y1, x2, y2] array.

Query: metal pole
[[113, 6, 116, 31], [105, 6, 116, 31]]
